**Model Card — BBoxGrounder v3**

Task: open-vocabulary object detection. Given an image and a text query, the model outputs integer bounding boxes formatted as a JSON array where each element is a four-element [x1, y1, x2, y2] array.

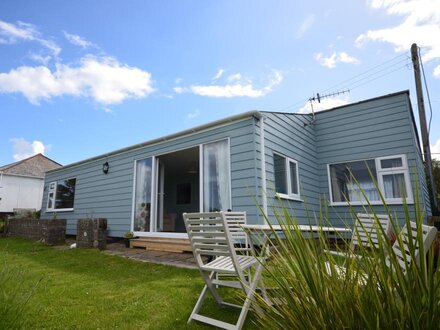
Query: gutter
[[258, 115, 268, 221]]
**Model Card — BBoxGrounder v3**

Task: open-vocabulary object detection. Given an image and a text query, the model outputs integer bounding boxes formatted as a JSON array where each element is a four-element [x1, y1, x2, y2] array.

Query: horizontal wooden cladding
[[43, 117, 260, 237], [315, 97, 407, 125]]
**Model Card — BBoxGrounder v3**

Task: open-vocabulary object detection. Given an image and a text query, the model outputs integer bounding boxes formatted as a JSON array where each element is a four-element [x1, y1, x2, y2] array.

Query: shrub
[[252, 198, 440, 329]]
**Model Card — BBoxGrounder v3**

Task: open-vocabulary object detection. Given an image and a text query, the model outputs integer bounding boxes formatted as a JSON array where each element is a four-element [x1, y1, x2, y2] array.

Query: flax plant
[[253, 182, 440, 329]]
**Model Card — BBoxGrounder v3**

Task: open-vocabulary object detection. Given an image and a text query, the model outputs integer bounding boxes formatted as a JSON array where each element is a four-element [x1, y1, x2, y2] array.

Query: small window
[[47, 178, 76, 211], [274, 153, 300, 199], [377, 155, 411, 201]]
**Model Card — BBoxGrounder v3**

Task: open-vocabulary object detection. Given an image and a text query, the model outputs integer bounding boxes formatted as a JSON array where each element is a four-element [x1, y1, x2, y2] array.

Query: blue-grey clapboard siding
[[314, 91, 429, 227], [256, 112, 320, 224], [404, 96, 432, 216], [42, 91, 431, 237], [42, 116, 261, 237]]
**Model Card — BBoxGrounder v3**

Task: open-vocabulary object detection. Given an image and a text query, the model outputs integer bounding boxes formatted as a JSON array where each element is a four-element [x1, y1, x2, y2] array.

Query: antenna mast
[[307, 89, 350, 122]]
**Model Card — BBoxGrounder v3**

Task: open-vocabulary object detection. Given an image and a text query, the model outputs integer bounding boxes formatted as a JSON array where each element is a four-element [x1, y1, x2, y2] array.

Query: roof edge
[[313, 90, 410, 115], [47, 110, 262, 173]]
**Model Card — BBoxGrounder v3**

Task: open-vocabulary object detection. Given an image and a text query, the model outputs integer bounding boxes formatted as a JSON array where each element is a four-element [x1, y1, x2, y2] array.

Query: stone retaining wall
[[6, 218, 66, 245], [76, 218, 107, 250]]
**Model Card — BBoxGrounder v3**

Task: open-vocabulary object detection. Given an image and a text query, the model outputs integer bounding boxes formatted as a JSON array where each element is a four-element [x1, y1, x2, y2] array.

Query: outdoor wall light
[[102, 161, 110, 174]]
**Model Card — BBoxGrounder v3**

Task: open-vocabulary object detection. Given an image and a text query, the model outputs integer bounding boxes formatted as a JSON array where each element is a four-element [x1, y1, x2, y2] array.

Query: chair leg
[[235, 263, 265, 329]]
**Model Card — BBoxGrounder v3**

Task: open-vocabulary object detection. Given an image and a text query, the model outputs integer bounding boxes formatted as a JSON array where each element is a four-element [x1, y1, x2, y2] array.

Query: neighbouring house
[[41, 90, 431, 238], [0, 154, 61, 218]]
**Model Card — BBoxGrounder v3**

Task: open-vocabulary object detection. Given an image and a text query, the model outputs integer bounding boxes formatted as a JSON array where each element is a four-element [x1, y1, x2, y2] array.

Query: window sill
[[46, 208, 74, 212], [330, 199, 413, 206], [275, 193, 303, 202]]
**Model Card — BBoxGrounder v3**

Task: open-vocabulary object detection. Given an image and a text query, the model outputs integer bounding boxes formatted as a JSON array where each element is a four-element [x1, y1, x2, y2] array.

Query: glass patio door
[[133, 158, 153, 232], [202, 139, 231, 212]]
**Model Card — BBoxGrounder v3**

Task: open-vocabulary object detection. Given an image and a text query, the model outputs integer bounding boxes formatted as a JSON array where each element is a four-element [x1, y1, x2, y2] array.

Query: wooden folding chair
[[183, 212, 266, 330], [326, 221, 437, 281], [329, 213, 393, 261], [388, 221, 437, 274]]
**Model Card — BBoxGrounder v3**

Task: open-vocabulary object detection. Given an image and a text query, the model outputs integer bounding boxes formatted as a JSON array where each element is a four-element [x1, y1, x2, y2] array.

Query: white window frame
[[376, 154, 413, 204], [273, 152, 301, 201], [46, 178, 76, 212], [327, 154, 413, 206]]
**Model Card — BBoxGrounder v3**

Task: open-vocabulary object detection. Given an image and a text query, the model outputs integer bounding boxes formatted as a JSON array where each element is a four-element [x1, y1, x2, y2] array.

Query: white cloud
[[314, 52, 360, 68], [434, 65, 440, 78], [212, 69, 225, 80], [0, 20, 60, 56], [187, 109, 200, 119], [63, 31, 95, 48], [227, 73, 243, 82], [298, 97, 349, 114], [0, 56, 155, 105], [175, 70, 283, 98], [356, 0, 440, 76], [431, 138, 440, 160], [10, 138, 49, 161], [295, 14, 315, 39], [28, 53, 51, 65]]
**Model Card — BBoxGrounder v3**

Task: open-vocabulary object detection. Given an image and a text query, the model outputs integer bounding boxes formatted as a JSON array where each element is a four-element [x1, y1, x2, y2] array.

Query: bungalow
[[0, 153, 61, 218], [42, 90, 431, 238]]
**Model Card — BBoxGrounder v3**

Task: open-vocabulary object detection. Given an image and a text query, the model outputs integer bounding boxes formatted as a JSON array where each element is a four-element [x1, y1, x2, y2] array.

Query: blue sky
[[1, 0, 439, 165]]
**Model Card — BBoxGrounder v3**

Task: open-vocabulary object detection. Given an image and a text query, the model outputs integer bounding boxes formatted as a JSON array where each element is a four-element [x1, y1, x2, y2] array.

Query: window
[[47, 178, 76, 211], [274, 153, 300, 199], [328, 155, 412, 205], [203, 139, 231, 212]]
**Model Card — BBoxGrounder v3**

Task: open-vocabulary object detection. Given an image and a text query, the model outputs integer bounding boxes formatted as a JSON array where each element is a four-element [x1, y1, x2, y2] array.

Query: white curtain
[[134, 158, 152, 231], [383, 173, 405, 198], [347, 181, 379, 202], [203, 140, 230, 211]]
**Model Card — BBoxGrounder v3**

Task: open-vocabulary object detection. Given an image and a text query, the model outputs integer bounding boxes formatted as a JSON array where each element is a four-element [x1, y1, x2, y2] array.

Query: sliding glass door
[[132, 139, 231, 235], [133, 158, 153, 232], [202, 139, 231, 212]]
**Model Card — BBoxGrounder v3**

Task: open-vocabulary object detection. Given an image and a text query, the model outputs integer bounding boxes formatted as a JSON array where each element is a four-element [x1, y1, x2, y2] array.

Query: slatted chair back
[[388, 221, 437, 273], [183, 212, 240, 274], [351, 213, 392, 251], [224, 212, 249, 254]]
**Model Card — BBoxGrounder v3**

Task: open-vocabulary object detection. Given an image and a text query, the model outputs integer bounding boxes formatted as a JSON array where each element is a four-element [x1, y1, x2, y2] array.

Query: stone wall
[[6, 218, 66, 245], [76, 218, 107, 250]]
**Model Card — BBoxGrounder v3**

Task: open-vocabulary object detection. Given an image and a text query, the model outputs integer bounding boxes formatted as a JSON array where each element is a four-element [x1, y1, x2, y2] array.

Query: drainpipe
[[258, 115, 268, 223]]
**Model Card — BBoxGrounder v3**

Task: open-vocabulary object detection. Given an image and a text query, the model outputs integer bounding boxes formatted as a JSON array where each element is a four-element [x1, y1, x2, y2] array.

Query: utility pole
[[411, 43, 438, 214]]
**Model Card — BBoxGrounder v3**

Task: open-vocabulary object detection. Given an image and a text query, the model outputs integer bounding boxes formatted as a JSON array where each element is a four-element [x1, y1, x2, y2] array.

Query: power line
[[272, 52, 410, 113], [418, 46, 434, 136]]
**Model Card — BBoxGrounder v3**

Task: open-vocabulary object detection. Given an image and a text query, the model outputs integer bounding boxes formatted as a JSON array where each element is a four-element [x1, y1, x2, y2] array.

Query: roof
[[47, 110, 263, 173], [0, 153, 62, 178]]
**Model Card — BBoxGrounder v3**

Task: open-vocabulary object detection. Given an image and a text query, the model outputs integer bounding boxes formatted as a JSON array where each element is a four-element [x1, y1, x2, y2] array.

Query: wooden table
[[242, 224, 352, 254], [242, 224, 352, 234]]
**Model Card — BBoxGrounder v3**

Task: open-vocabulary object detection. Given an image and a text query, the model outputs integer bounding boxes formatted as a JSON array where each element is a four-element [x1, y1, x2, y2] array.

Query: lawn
[[0, 238, 250, 329]]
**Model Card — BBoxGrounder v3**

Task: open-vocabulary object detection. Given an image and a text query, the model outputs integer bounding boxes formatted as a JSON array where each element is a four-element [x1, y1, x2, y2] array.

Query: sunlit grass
[[0, 238, 250, 329]]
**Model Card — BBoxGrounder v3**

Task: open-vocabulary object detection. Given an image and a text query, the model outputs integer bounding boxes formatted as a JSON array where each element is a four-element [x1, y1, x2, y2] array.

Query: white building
[[0, 154, 61, 216]]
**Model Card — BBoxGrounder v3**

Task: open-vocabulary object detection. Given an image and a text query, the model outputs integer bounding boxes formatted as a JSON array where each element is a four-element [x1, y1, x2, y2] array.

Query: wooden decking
[[130, 237, 192, 253]]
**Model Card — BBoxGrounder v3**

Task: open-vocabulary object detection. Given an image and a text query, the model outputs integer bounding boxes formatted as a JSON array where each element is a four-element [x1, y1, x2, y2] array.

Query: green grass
[[0, 238, 249, 329]]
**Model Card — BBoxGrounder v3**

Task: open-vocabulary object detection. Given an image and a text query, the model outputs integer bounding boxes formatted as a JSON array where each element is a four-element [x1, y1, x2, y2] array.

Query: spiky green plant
[[253, 183, 440, 329], [0, 255, 41, 329]]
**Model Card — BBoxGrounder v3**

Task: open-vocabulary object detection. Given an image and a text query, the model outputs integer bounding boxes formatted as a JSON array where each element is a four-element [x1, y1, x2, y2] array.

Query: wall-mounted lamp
[[102, 161, 110, 174]]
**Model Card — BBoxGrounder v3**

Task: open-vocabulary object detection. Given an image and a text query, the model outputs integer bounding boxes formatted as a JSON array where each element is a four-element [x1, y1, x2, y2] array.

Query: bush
[[252, 199, 440, 329]]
